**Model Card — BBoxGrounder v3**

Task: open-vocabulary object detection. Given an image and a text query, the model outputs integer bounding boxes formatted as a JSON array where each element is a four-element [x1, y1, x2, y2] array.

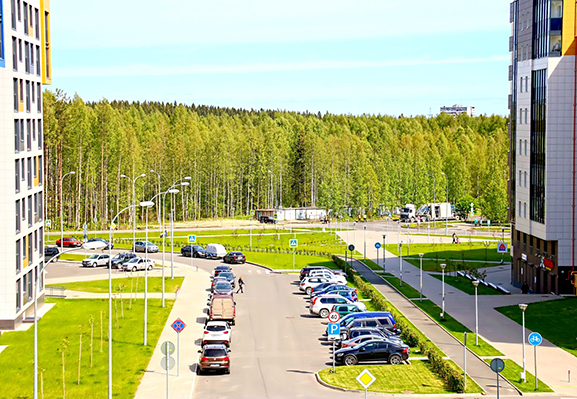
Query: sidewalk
[[344, 229, 577, 396]]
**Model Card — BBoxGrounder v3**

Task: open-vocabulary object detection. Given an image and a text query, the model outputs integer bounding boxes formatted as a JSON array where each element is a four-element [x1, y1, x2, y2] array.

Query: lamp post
[[399, 241, 404, 287], [363, 225, 367, 261], [419, 253, 424, 302], [120, 173, 146, 247], [353, 222, 357, 251], [472, 280, 480, 345], [429, 173, 436, 227], [519, 303, 528, 382], [382, 234, 387, 273], [441, 172, 448, 235], [268, 170, 276, 208], [170, 181, 190, 278], [440, 263, 446, 319], [60, 171, 75, 247], [141, 201, 154, 346], [161, 188, 180, 306], [150, 169, 162, 227]]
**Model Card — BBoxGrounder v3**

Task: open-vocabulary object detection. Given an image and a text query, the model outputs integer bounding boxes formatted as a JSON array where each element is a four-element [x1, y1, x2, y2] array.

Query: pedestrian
[[236, 276, 245, 294], [452, 232, 456, 244], [521, 281, 529, 294]]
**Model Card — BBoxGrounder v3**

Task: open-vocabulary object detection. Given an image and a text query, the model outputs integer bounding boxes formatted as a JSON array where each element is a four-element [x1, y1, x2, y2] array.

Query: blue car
[[311, 285, 358, 301], [308, 282, 338, 296], [312, 287, 358, 302]]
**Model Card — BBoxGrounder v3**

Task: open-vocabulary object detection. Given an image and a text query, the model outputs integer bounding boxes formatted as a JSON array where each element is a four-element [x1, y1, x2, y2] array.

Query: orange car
[[198, 344, 230, 374]]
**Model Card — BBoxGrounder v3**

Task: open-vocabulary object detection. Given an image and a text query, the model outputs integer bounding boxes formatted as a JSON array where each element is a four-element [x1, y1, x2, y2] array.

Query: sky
[[51, 0, 511, 116]]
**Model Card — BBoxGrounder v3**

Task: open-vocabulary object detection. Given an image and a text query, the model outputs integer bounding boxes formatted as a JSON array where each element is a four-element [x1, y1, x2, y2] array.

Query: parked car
[[206, 243, 227, 259], [259, 215, 275, 224], [308, 282, 339, 296], [44, 246, 60, 262], [82, 254, 111, 268], [208, 294, 236, 325], [300, 266, 346, 280], [211, 276, 228, 293], [213, 265, 232, 277], [202, 321, 232, 347], [110, 252, 138, 269], [300, 277, 332, 295], [311, 285, 358, 301], [307, 270, 347, 284], [337, 312, 398, 332], [122, 257, 155, 271], [339, 317, 401, 340], [330, 304, 364, 318], [56, 237, 82, 248], [213, 281, 234, 296], [310, 294, 367, 318], [198, 344, 230, 374], [217, 272, 236, 288], [345, 327, 404, 345], [223, 251, 246, 264], [339, 334, 388, 349], [133, 241, 159, 253], [86, 237, 114, 250], [334, 339, 409, 366], [181, 244, 207, 258]]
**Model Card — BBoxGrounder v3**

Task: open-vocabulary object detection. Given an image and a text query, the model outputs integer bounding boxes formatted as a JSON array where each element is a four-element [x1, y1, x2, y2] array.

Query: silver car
[[122, 257, 155, 272], [133, 241, 159, 253], [213, 281, 234, 296]]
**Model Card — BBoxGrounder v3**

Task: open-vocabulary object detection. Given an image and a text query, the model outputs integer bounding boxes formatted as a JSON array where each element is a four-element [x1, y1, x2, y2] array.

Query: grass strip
[[445, 359, 484, 393], [244, 251, 337, 270], [380, 273, 422, 299], [429, 274, 503, 295], [47, 277, 184, 294], [385, 243, 511, 263], [0, 298, 174, 399], [483, 359, 553, 392]]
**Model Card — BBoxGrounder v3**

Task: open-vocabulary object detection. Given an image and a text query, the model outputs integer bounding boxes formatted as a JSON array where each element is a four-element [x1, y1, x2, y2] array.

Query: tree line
[[43, 89, 509, 230]]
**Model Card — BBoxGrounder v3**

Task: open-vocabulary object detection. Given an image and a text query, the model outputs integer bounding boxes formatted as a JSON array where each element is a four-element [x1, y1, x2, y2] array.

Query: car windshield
[[204, 349, 227, 357], [206, 325, 226, 332], [145, 241, 155, 246], [87, 255, 98, 259], [193, 245, 203, 250], [219, 273, 233, 278], [215, 283, 231, 289], [127, 259, 139, 264]]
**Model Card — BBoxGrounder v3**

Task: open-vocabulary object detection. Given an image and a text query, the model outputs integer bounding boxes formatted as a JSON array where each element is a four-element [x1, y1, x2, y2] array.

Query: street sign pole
[[534, 344, 538, 390], [464, 332, 467, 391], [166, 348, 169, 398], [177, 332, 180, 377], [293, 247, 295, 271], [332, 340, 335, 373]]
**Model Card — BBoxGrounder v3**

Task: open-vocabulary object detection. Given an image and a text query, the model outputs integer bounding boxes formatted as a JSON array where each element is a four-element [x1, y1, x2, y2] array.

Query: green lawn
[[414, 300, 503, 357], [0, 298, 174, 399], [47, 277, 184, 294], [59, 253, 87, 261], [430, 274, 503, 295], [381, 273, 422, 299], [404, 258, 503, 272], [318, 361, 481, 394], [496, 297, 577, 358], [483, 359, 553, 393], [245, 251, 336, 270], [385, 243, 511, 263]]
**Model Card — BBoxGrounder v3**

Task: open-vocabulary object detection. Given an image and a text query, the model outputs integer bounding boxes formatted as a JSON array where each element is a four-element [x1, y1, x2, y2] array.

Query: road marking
[[256, 270, 261, 274]]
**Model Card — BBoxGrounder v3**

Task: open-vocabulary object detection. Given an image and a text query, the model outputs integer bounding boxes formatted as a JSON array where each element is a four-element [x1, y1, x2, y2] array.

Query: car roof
[[211, 294, 234, 299], [203, 344, 228, 350], [206, 320, 228, 326]]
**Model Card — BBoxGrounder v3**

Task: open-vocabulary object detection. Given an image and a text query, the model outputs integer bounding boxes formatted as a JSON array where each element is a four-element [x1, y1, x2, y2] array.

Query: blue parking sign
[[328, 322, 340, 338]]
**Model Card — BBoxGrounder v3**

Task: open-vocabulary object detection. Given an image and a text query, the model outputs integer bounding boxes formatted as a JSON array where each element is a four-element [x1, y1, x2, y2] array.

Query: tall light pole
[[382, 234, 387, 273], [150, 169, 162, 227], [120, 173, 146, 247], [161, 188, 180, 307], [268, 170, 276, 209], [399, 241, 404, 287], [171, 181, 190, 279], [419, 253, 424, 302], [429, 173, 436, 227], [472, 280, 480, 345], [141, 201, 154, 346], [519, 303, 528, 382], [363, 225, 367, 261], [440, 263, 446, 319], [60, 171, 75, 247], [441, 172, 448, 235]]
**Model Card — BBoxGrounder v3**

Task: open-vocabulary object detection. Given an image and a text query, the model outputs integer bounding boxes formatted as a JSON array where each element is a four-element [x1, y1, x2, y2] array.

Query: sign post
[[529, 332, 542, 390], [490, 358, 505, 399], [250, 210, 255, 248], [356, 369, 376, 399], [160, 341, 175, 399], [290, 239, 298, 271], [497, 242, 508, 264], [375, 242, 381, 271], [188, 235, 196, 271], [347, 244, 355, 274], [171, 319, 186, 377], [464, 332, 467, 391], [327, 322, 340, 373], [45, 219, 51, 228]]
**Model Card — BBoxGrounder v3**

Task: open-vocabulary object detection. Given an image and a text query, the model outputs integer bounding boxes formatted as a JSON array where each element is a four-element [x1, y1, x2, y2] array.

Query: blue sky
[[51, 0, 510, 116]]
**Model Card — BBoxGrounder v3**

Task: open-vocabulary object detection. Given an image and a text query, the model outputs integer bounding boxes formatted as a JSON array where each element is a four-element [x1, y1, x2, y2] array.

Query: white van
[[206, 243, 227, 259]]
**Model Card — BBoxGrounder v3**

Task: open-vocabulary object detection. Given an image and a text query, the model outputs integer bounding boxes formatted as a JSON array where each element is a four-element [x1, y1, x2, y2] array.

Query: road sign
[[273, 213, 278, 220], [356, 369, 376, 389], [110, 223, 116, 229], [374, 242, 381, 249], [490, 358, 505, 373], [487, 219, 491, 226], [348, 244, 355, 252], [327, 322, 340, 340], [161, 356, 176, 371], [497, 242, 508, 253], [171, 319, 186, 333], [250, 210, 255, 216], [83, 223, 88, 230], [327, 311, 340, 323], [290, 239, 298, 248], [45, 219, 51, 227], [160, 341, 175, 355], [528, 332, 542, 346], [188, 235, 196, 244]]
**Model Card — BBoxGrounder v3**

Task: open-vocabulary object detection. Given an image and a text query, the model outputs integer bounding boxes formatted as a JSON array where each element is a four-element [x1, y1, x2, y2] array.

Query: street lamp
[[519, 303, 528, 382], [429, 173, 436, 227], [150, 169, 162, 227], [441, 172, 448, 235], [363, 225, 367, 261], [268, 170, 276, 208], [60, 171, 75, 247], [161, 188, 180, 306], [399, 241, 404, 287], [141, 201, 154, 346], [120, 173, 146, 247], [419, 253, 424, 301], [440, 263, 446, 319], [170, 181, 190, 279], [382, 234, 387, 273], [472, 280, 480, 345]]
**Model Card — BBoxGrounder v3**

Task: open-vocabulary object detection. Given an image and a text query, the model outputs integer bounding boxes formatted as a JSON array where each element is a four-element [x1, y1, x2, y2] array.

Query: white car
[[300, 276, 342, 295], [122, 257, 155, 272], [307, 270, 347, 285], [203, 321, 232, 346], [309, 294, 367, 318]]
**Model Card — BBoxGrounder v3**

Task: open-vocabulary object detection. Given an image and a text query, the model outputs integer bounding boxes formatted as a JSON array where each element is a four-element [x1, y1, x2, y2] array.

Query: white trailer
[[416, 202, 457, 221]]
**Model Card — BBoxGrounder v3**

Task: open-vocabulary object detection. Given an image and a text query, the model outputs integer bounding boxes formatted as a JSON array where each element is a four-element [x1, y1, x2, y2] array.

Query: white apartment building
[[439, 104, 475, 117]]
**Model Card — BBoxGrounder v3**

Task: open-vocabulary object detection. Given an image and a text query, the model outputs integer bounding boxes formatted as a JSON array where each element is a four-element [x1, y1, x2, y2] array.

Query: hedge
[[332, 255, 465, 393]]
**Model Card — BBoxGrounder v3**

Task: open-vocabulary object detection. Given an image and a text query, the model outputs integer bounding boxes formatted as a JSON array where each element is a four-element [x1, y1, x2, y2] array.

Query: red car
[[56, 237, 82, 247]]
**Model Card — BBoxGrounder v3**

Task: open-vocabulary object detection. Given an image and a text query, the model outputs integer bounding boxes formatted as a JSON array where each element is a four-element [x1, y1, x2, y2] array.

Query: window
[[44, 11, 50, 79], [12, 38, 17, 71], [525, 77, 528, 92], [27, 195, 32, 227], [26, 119, 31, 149], [35, 45, 39, 76], [524, 171, 527, 187], [15, 159, 20, 192], [34, 230, 37, 250], [38, 155, 42, 185], [524, 202, 527, 218], [39, 227, 43, 253], [25, 81, 30, 112], [16, 200, 20, 233], [11, 0, 16, 29], [524, 140, 527, 156], [0, 0, 5, 68], [13, 78, 18, 111], [16, 240, 21, 272], [30, 44, 34, 75], [519, 139, 522, 155], [18, 39, 21, 61], [14, 119, 19, 152], [27, 270, 32, 301], [27, 157, 31, 188], [33, 156, 36, 181], [519, 170, 522, 184], [519, 201, 522, 217], [525, 108, 528, 124], [38, 120, 42, 148], [24, 42, 29, 73], [516, 230, 520, 243], [520, 77, 523, 92], [23, 1, 28, 35], [519, 109, 522, 124], [17, 0, 20, 21], [16, 280, 21, 312], [32, 119, 35, 141], [34, 8, 39, 39], [37, 83, 41, 112]]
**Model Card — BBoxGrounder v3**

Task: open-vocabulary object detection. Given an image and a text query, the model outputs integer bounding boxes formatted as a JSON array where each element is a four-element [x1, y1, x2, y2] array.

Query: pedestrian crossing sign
[[45, 219, 51, 227], [497, 242, 508, 253], [188, 235, 196, 243], [290, 239, 298, 248]]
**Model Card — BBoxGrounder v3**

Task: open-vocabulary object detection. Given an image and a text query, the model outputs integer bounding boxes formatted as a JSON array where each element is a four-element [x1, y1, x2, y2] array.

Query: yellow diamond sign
[[356, 369, 376, 389]]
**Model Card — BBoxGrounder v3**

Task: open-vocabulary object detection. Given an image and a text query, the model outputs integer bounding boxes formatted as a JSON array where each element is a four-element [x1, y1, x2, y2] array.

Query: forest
[[43, 90, 509, 229]]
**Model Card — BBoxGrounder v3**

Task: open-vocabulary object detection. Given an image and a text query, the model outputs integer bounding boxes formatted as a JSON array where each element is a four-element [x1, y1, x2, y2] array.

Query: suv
[[345, 327, 404, 345], [133, 241, 159, 253], [56, 237, 82, 247], [300, 266, 345, 280], [339, 317, 400, 340], [310, 294, 366, 318], [202, 321, 232, 347], [331, 304, 363, 317], [181, 245, 207, 258], [44, 246, 60, 262], [334, 339, 409, 366], [82, 254, 110, 268], [122, 257, 155, 272], [259, 216, 275, 224], [110, 252, 137, 269], [311, 285, 358, 300], [198, 344, 230, 374]]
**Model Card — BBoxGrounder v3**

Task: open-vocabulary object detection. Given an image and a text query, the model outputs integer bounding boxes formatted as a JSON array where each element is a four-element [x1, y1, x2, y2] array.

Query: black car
[[44, 246, 60, 262], [110, 252, 138, 269], [223, 252, 246, 264], [87, 237, 114, 250], [181, 245, 207, 258], [334, 339, 409, 366], [259, 216, 275, 224], [213, 265, 232, 277]]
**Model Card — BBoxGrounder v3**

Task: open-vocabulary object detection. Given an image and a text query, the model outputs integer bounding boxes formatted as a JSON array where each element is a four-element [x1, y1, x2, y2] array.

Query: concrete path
[[343, 229, 577, 396]]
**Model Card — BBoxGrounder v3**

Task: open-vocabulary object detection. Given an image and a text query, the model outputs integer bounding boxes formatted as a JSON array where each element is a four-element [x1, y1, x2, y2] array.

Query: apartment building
[[508, 0, 575, 294], [0, 0, 51, 329], [439, 104, 476, 117]]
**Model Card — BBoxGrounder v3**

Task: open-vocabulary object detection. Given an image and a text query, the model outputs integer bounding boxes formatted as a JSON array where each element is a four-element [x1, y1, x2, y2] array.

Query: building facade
[[509, 0, 575, 294], [0, 0, 51, 329], [439, 104, 475, 117]]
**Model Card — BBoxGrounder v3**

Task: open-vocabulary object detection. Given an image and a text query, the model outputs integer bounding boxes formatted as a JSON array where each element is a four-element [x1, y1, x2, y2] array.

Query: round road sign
[[348, 244, 355, 252], [160, 341, 175, 356], [161, 356, 176, 371], [375, 242, 381, 249], [528, 332, 542, 346], [490, 358, 505, 373], [327, 311, 340, 323]]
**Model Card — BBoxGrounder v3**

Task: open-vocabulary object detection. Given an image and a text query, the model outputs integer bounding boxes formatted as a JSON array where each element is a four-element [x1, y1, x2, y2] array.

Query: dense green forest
[[43, 90, 509, 229]]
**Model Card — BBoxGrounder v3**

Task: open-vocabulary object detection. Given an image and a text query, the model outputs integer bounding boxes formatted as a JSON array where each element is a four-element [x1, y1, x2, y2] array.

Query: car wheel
[[389, 354, 402, 365], [305, 287, 312, 295], [344, 355, 357, 366], [319, 309, 329, 318], [224, 368, 230, 375], [92, 262, 97, 268], [132, 266, 137, 272], [147, 265, 153, 271]]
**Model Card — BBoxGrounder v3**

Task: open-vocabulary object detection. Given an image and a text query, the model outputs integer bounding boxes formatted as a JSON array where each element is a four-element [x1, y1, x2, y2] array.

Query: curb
[[245, 261, 281, 274]]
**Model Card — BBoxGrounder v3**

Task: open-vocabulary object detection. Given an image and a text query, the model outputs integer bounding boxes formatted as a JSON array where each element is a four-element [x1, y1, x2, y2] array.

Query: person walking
[[236, 276, 245, 294], [452, 232, 456, 244], [521, 281, 529, 294]]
